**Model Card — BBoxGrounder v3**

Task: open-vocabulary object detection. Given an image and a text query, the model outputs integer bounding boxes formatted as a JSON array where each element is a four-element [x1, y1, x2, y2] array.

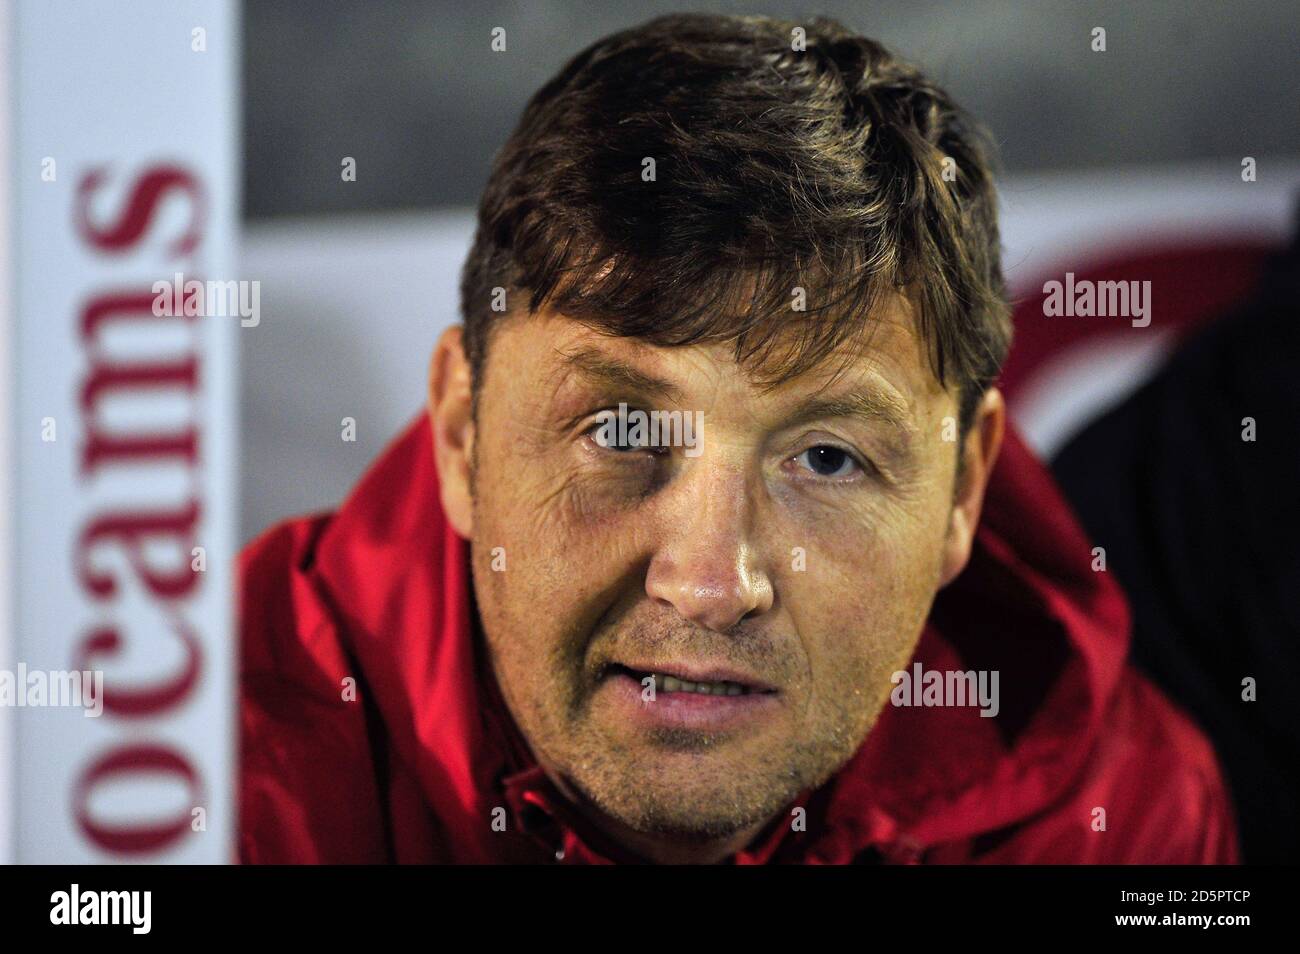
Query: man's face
[[431, 292, 998, 842]]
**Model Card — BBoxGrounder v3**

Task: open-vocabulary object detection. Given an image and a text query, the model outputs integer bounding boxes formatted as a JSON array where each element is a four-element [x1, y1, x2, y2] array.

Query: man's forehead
[[528, 292, 943, 406]]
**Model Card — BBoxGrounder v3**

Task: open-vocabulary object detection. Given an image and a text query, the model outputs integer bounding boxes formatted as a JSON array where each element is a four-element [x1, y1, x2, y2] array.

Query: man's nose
[[644, 466, 775, 633]]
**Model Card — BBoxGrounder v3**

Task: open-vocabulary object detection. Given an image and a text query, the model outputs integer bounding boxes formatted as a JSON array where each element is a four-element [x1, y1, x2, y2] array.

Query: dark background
[[242, 0, 1299, 218]]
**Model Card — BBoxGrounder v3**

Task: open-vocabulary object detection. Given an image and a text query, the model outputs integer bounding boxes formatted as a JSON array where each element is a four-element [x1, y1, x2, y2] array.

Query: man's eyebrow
[[554, 346, 684, 402], [783, 387, 917, 436], [553, 347, 914, 435]]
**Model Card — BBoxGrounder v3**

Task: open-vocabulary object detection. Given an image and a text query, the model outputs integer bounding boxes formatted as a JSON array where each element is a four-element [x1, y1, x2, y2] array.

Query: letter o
[[74, 745, 202, 854]]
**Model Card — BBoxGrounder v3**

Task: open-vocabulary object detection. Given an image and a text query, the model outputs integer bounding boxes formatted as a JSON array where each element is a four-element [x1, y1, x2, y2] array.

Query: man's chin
[[589, 786, 786, 843], [565, 750, 806, 844]]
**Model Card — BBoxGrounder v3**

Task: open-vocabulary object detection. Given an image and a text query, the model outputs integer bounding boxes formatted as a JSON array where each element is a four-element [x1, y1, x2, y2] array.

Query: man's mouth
[[597, 662, 783, 734], [605, 663, 778, 697]]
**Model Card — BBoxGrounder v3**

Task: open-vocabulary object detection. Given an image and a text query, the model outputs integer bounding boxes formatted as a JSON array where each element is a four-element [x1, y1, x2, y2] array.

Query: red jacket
[[238, 415, 1239, 864]]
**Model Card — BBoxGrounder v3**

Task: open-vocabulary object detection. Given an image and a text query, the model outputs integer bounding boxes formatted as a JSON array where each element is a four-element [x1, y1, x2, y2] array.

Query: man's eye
[[602, 437, 665, 453], [794, 445, 861, 478], [585, 421, 667, 454]]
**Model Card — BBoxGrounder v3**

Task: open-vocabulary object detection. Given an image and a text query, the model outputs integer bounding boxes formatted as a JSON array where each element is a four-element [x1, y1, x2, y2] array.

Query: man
[[239, 14, 1237, 864]]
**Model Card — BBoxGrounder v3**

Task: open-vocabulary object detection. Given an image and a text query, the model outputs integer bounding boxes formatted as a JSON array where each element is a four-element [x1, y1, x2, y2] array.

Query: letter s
[[75, 165, 204, 256]]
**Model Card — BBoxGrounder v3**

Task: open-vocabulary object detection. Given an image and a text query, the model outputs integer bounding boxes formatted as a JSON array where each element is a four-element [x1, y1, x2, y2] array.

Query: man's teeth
[[654, 673, 748, 696]]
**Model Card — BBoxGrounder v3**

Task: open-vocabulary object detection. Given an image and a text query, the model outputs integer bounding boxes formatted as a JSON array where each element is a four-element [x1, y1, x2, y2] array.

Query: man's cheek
[[476, 468, 585, 577], [510, 460, 624, 545], [798, 538, 932, 691]]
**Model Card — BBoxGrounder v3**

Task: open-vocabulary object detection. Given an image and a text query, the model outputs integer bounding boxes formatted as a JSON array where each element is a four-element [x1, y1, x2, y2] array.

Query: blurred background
[[243, 0, 1299, 216]]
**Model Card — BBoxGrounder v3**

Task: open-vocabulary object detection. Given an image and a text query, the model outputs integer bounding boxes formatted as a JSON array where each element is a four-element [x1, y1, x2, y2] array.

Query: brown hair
[[460, 13, 1011, 432]]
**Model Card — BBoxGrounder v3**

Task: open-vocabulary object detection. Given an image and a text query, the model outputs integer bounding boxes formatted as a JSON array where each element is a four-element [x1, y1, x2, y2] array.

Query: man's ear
[[428, 325, 475, 538], [938, 387, 1005, 588]]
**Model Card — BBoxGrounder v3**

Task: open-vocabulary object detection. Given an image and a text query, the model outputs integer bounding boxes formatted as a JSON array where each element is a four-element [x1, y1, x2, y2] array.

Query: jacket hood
[[294, 413, 1129, 863]]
